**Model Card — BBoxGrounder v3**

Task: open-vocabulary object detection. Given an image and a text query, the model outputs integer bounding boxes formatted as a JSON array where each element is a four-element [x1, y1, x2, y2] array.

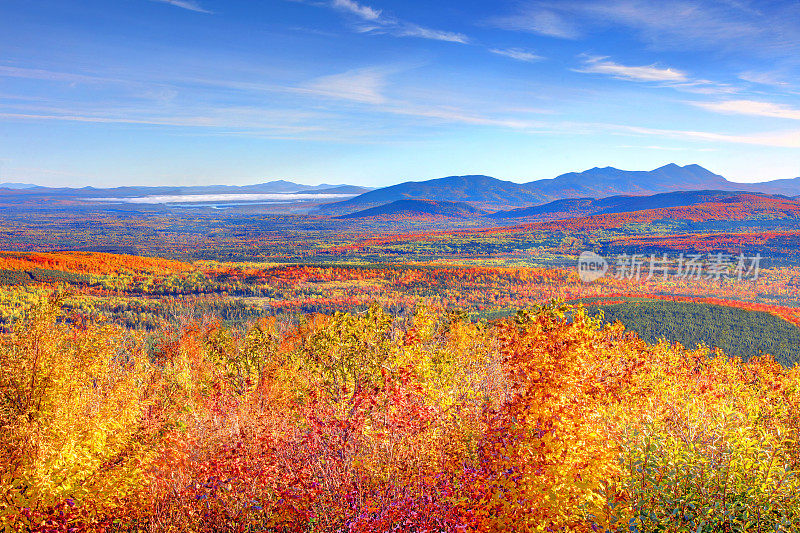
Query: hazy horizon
[[3, 162, 798, 190]]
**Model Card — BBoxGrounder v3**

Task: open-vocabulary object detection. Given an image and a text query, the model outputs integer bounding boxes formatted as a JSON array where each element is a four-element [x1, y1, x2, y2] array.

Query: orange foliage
[[0, 251, 193, 276]]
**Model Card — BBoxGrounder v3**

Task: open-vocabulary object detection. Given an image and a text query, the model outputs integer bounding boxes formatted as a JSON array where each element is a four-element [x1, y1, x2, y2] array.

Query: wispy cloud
[[384, 104, 547, 129], [618, 145, 717, 152], [573, 56, 736, 95], [0, 105, 325, 133], [0, 65, 122, 84], [488, 3, 582, 39], [306, 0, 468, 43], [489, 1, 800, 56], [489, 8, 580, 39], [622, 124, 800, 149], [576, 56, 687, 82], [667, 80, 738, 95], [489, 48, 544, 62], [331, 0, 380, 21], [574, 0, 762, 51], [152, 0, 213, 14], [5, 86, 800, 151], [397, 24, 468, 44], [300, 67, 390, 104], [738, 71, 792, 88], [692, 99, 800, 120]]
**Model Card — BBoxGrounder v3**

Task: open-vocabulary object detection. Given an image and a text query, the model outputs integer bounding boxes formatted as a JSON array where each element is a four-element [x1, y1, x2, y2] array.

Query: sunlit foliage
[[2, 296, 800, 531]]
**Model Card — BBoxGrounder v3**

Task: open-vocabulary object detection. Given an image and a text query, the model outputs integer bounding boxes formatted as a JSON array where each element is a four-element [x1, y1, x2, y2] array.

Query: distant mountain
[[241, 181, 370, 194], [737, 177, 800, 196], [0, 181, 371, 199], [488, 190, 790, 221], [520, 164, 731, 198], [317, 164, 800, 216], [336, 199, 485, 220], [318, 175, 545, 215], [0, 182, 38, 189]]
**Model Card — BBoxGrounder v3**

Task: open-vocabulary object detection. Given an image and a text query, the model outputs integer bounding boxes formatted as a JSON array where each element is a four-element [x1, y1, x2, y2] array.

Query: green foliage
[[583, 299, 800, 366]]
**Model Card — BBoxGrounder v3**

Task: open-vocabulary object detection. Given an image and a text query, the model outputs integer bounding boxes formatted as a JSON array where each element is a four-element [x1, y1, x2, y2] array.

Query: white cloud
[[667, 80, 738, 95], [575, 0, 760, 50], [489, 1, 800, 55], [738, 71, 791, 87], [0, 105, 326, 132], [618, 144, 717, 152], [0, 65, 121, 84], [310, 0, 468, 44], [576, 57, 687, 82], [397, 24, 469, 44], [489, 9, 580, 39], [152, 0, 212, 14], [301, 67, 389, 104], [331, 0, 381, 21], [385, 105, 545, 129], [622, 124, 800, 148], [489, 48, 544, 62], [692, 100, 800, 120]]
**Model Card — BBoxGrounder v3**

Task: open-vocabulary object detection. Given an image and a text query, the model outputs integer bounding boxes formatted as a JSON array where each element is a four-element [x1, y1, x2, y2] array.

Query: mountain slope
[[488, 190, 790, 221], [527, 193, 800, 233], [336, 199, 486, 220], [317, 175, 546, 215]]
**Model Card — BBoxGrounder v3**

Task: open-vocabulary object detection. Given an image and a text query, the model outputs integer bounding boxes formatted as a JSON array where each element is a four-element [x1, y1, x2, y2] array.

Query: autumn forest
[[2, 177, 800, 533]]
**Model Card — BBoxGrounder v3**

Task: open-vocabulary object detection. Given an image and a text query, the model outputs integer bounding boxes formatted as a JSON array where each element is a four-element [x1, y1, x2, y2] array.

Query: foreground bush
[[1, 298, 799, 531]]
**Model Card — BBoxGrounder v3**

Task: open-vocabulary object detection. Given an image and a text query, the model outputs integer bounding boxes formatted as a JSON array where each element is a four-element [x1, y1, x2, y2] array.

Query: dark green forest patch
[[578, 298, 800, 366]]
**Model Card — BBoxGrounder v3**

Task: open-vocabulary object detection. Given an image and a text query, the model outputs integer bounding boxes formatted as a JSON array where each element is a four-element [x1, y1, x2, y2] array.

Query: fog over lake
[[89, 193, 357, 205]]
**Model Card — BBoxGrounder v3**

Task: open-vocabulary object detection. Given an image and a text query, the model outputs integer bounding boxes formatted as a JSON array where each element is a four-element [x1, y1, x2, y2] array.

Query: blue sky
[[0, 0, 799, 187]]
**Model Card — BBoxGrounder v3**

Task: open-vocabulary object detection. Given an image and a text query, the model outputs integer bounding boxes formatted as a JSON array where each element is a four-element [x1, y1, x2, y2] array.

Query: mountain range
[[7, 164, 800, 218], [316, 164, 800, 215], [0, 182, 38, 189], [0, 180, 371, 197]]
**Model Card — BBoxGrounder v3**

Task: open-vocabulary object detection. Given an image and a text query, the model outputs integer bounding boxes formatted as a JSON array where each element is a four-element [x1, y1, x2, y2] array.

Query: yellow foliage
[[0, 295, 154, 530]]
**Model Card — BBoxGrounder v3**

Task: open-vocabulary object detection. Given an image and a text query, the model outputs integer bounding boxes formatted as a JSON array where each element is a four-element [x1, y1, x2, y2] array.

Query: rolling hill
[[336, 199, 486, 220]]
